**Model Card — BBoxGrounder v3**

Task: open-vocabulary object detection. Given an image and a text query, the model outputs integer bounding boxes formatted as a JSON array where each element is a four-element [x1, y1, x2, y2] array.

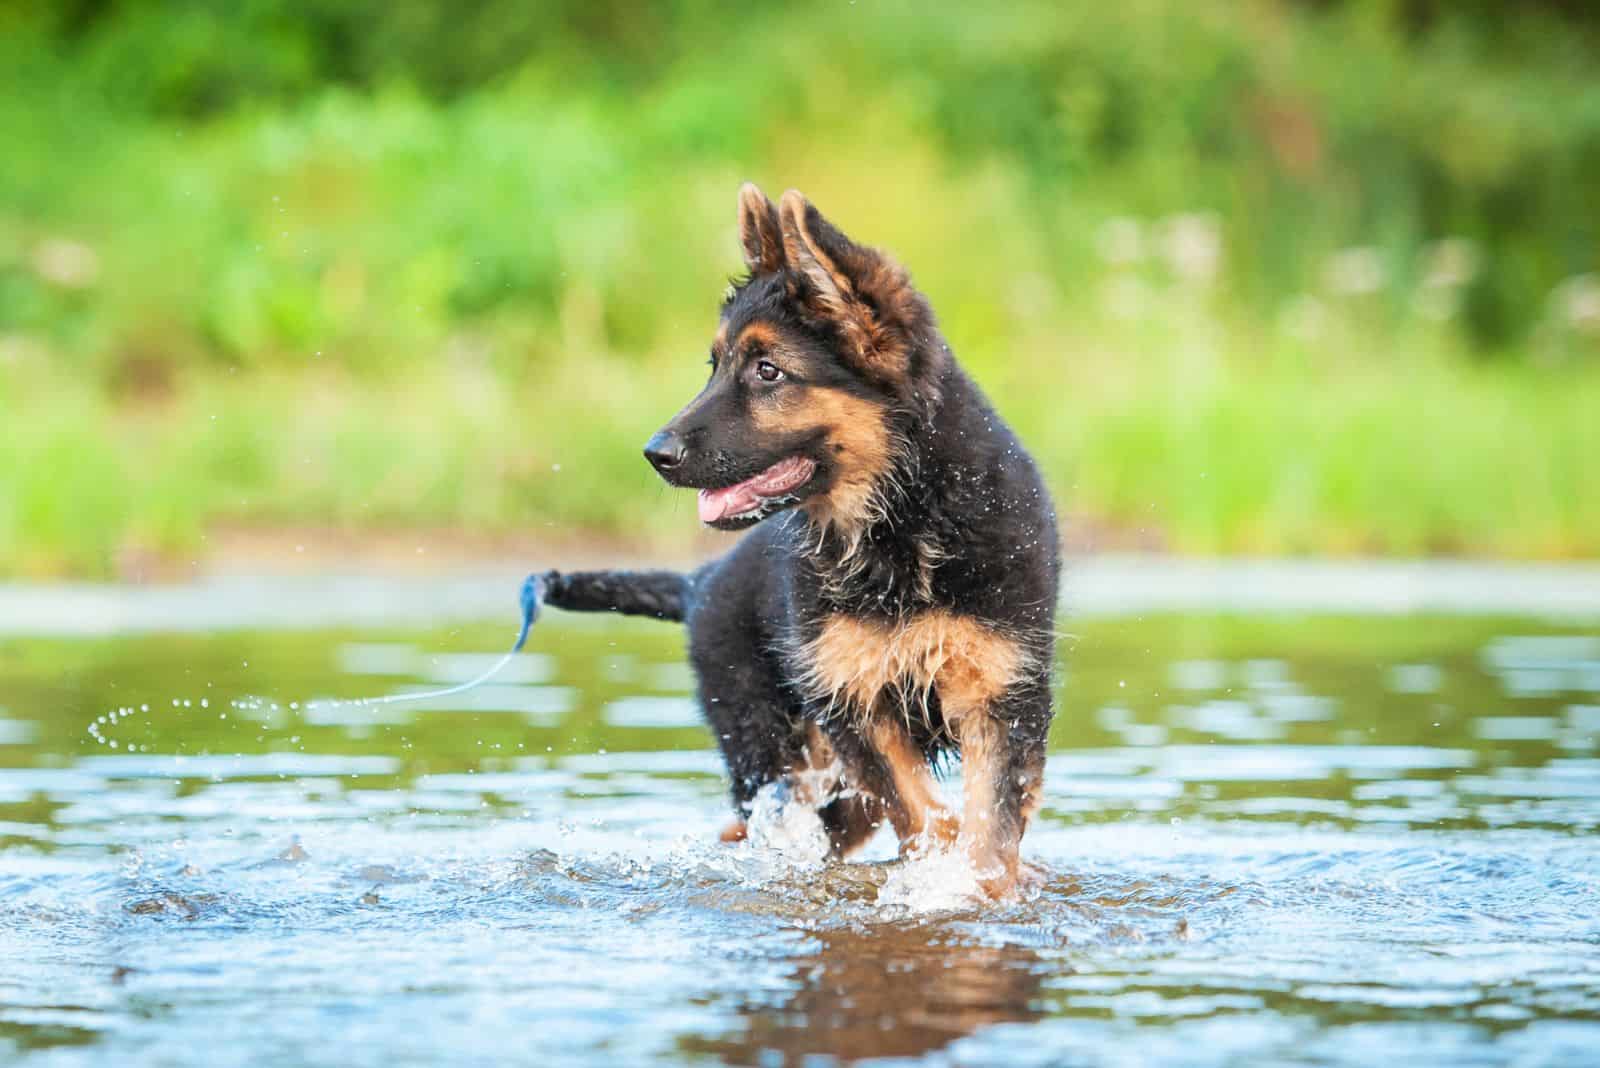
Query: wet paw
[[901, 807, 960, 858], [967, 843, 1021, 900], [975, 867, 1018, 900]]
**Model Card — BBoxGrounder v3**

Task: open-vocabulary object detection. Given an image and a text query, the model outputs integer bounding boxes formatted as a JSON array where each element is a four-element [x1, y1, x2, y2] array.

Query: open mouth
[[697, 456, 816, 524]]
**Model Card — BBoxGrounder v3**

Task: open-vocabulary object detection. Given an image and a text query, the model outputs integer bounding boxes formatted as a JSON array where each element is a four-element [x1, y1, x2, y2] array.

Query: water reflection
[[684, 924, 1048, 1065]]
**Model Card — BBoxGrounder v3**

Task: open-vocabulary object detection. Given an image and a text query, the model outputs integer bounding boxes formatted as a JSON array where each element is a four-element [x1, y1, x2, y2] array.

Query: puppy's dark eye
[[755, 360, 783, 382]]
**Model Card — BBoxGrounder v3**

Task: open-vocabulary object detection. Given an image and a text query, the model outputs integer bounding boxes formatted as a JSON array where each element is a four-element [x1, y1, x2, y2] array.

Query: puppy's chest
[[790, 608, 1023, 720]]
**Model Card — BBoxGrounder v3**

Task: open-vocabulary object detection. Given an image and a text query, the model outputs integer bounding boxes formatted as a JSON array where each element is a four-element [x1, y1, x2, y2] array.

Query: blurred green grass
[[1, 1, 1597, 576]]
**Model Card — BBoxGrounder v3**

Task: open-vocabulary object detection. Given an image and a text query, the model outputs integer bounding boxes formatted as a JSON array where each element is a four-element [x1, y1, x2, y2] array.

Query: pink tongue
[[698, 484, 762, 523]]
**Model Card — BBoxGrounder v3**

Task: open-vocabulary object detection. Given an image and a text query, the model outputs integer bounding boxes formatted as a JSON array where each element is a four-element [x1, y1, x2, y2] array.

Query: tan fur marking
[[750, 385, 894, 535], [786, 723, 885, 857], [954, 713, 1010, 885], [959, 722, 1044, 898], [802, 610, 1024, 725], [865, 718, 958, 851], [732, 321, 781, 353], [802, 611, 1031, 879]]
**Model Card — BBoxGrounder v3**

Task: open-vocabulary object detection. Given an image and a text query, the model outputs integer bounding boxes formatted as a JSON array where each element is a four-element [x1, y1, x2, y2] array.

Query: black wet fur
[[540, 569, 691, 622]]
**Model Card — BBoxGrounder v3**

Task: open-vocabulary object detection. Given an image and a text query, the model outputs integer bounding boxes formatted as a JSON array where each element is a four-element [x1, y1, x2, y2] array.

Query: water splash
[[743, 781, 832, 865], [87, 573, 544, 748], [876, 847, 991, 911]]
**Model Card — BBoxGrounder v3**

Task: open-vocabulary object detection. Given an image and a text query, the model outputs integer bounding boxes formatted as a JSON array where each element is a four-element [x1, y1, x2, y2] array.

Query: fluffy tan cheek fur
[[751, 386, 894, 535]]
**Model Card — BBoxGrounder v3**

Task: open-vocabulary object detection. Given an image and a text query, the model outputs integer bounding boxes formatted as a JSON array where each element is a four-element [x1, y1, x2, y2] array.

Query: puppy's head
[[645, 184, 939, 532]]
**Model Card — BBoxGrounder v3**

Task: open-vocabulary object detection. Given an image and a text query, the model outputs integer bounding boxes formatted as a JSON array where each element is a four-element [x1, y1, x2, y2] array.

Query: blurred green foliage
[[1, 0, 1597, 574]]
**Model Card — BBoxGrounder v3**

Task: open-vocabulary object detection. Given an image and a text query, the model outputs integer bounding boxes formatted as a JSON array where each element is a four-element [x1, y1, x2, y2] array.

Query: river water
[[2, 605, 1597, 1065]]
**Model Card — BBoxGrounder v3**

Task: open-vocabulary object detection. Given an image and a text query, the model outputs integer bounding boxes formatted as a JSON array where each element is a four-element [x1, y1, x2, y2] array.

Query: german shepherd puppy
[[534, 185, 1059, 896]]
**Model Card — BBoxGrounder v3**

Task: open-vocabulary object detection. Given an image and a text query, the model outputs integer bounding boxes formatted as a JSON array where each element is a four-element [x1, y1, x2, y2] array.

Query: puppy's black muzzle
[[643, 429, 688, 474]]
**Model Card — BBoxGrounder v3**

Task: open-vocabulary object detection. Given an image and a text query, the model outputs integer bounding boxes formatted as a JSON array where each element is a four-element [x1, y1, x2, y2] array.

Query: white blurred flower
[[1095, 216, 1144, 266], [1421, 238, 1479, 290], [1008, 272, 1056, 319], [32, 238, 100, 289], [1324, 246, 1384, 296], [1279, 294, 1326, 342], [1101, 275, 1151, 321], [1415, 286, 1457, 321], [1552, 274, 1600, 335], [1160, 213, 1222, 284]]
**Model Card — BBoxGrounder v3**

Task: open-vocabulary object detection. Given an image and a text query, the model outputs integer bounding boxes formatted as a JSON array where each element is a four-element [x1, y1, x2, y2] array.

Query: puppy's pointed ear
[[778, 190, 930, 380], [737, 183, 785, 275], [778, 189, 858, 314]]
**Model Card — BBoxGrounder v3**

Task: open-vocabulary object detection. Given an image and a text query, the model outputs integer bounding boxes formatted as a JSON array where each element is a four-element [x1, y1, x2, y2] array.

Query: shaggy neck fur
[[801, 346, 987, 618]]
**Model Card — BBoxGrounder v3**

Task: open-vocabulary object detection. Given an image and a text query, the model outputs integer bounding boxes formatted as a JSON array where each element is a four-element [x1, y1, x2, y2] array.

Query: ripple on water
[[4, 613, 1600, 1065]]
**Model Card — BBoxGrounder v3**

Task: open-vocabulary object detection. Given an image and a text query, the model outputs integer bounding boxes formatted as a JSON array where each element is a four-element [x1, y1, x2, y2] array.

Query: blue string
[[306, 573, 543, 710], [513, 571, 543, 652]]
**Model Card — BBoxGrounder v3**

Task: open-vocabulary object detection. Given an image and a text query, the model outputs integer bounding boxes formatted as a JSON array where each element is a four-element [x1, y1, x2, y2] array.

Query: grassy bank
[[6, 334, 1597, 577], [2, 1, 1597, 575]]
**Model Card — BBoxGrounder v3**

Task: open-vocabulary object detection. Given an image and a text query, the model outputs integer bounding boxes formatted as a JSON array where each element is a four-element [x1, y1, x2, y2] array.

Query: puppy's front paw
[[902, 807, 960, 858], [966, 840, 1021, 900], [974, 866, 1017, 900]]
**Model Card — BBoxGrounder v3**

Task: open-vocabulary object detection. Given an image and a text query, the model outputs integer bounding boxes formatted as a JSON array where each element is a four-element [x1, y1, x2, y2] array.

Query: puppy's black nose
[[643, 430, 688, 472]]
